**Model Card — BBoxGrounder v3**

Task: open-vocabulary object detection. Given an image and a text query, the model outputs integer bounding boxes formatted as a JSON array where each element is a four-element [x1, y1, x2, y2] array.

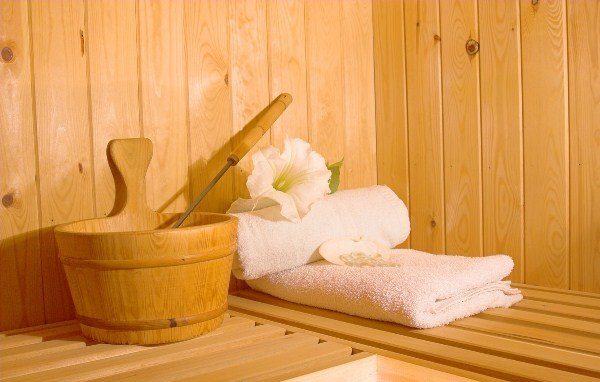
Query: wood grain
[[478, 0, 524, 281], [341, 0, 377, 189], [404, 0, 445, 253], [266, 0, 309, 148], [373, 0, 410, 249], [138, 0, 189, 213], [567, 0, 600, 293], [305, 0, 345, 175], [520, 0, 569, 288], [229, 0, 269, 199], [87, 0, 141, 217], [185, 0, 233, 213], [440, 0, 482, 256], [30, 0, 93, 323], [0, 0, 45, 331]]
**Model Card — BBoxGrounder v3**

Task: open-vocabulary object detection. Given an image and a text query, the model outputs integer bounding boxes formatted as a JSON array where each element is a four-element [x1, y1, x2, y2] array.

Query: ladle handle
[[107, 138, 155, 217], [228, 93, 292, 165]]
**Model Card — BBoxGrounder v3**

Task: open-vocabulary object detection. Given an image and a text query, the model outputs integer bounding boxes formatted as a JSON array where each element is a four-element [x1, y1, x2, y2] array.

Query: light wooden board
[[30, 0, 93, 323], [440, 0, 482, 256], [231, 289, 600, 381], [184, 0, 233, 213], [341, 0, 377, 189], [87, 0, 141, 217], [520, 0, 569, 288], [567, 0, 600, 293], [404, 0, 445, 253], [229, 0, 270, 200], [373, 0, 410, 248], [266, 0, 309, 148], [0, 0, 45, 331], [0, 316, 386, 382], [304, 0, 345, 175], [138, 0, 189, 213], [478, 0, 524, 281]]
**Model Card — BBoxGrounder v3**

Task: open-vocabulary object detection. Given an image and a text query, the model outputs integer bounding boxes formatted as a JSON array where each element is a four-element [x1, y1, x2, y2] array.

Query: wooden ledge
[[228, 285, 600, 382]]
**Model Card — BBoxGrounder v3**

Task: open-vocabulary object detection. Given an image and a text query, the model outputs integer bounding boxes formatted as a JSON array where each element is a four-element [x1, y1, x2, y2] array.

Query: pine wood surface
[[230, 285, 600, 382], [0, 313, 423, 382], [1, 0, 599, 333]]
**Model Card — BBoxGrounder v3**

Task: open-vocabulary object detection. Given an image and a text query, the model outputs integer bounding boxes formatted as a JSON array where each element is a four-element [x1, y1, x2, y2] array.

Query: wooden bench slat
[[0, 340, 85, 362], [277, 353, 378, 382], [513, 284, 600, 300], [182, 341, 353, 382], [229, 295, 600, 382], [92, 333, 320, 382], [7, 324, 286, 382], [235, 290, 600, 373], [450, 316, 600, 354], [0, 335, 42, 350], [514, 299, 600, 322], [0, 343, 145, 379], [480, 307, 600, 336], [518, 289, 600, 309]]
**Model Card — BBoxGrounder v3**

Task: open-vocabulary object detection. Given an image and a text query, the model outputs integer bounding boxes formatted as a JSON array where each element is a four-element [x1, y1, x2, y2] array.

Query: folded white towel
[[247, 249, 523, 329], [231, 185, 410, 280]]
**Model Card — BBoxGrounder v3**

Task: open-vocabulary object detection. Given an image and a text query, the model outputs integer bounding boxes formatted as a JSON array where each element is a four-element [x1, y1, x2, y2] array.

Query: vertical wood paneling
[[341, 0, 377, 189], [479, 0, 524, 281], [0, 0, 45, 330], [373, 0, 410, 223], [404, 0, 445, 253], [185, 0, 233, 213], [305, 1, 345, 172], [440, 0, 482, 256], [267, 0, 308, 148], [30, 0, 93, 322], [229, 0, 269, 199], [87, 0, 141, 217], [139, 0, 189, 213], [520, 0, 569, 288], [568, 0, 600, 293]]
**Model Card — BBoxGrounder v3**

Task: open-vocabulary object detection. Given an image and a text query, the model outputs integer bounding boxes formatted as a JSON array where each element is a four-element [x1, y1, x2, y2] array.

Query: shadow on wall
[[1, 118, 263, 330]]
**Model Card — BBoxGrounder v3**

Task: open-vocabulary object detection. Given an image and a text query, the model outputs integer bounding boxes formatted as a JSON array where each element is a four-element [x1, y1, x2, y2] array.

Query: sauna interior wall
[[1, 0, 598, 330]]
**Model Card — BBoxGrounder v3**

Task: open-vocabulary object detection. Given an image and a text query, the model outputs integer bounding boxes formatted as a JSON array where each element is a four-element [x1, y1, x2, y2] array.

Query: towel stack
[[230, 185, 522, 329]]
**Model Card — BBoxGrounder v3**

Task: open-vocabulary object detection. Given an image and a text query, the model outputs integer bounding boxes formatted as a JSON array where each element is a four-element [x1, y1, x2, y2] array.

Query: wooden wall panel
[[440, 0, 482, 256], [373, 0, 409, 248], [87, 0, 141, 217], [185, 0, 233, 213], [404, 0, 445, 254], [568, 0, 600, 293], [520, 0, 569, 288], [3, 0, 600, 331], [341, 0, 377, 189], [266, 0, 309, 148], [305, 1, 345, 174], [229, 0, 270, 199], [478, 0, 523, 281], [30, 0, 93, 322], [0, 0, 45, 330], [139, 0, 189, 213]]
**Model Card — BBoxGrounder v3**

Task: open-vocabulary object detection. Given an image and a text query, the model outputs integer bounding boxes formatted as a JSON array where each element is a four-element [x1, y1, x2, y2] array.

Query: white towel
[[231, 185, 410, 280], [247, 249, 523, 329]]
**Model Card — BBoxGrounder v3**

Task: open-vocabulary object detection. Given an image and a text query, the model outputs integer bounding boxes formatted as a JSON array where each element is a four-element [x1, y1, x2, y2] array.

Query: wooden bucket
[[55, 138, 237, 345]]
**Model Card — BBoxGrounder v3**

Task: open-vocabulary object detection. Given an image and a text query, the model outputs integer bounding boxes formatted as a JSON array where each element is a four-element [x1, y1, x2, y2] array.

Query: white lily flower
[[227, 137, 332, 222]]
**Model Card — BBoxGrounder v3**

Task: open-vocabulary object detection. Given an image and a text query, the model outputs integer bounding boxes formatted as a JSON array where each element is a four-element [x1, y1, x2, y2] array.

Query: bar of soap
[[319, 237, 390, 265]]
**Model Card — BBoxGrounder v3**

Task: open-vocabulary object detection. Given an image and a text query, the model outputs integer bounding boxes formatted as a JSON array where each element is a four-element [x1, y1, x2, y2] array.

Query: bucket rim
[[54, 211, 237, 237]]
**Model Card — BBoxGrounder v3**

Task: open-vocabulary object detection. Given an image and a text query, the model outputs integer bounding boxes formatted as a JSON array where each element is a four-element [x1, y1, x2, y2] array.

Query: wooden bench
[[0, 312, 451, 381], [229, 284, 600, 382]]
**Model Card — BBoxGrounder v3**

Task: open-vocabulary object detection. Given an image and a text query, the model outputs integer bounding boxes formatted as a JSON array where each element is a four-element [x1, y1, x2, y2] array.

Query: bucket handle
[[107, 138, 156, 218]]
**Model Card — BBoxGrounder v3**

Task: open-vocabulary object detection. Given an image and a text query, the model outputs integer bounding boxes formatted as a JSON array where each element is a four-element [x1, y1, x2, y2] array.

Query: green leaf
[[327, 158, 344, 193]]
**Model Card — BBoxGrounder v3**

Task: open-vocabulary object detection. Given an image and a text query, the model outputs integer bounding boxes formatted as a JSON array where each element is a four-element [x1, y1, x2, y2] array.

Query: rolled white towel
[[247, 249, 523, 328], [230, 185, 410, 280]]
